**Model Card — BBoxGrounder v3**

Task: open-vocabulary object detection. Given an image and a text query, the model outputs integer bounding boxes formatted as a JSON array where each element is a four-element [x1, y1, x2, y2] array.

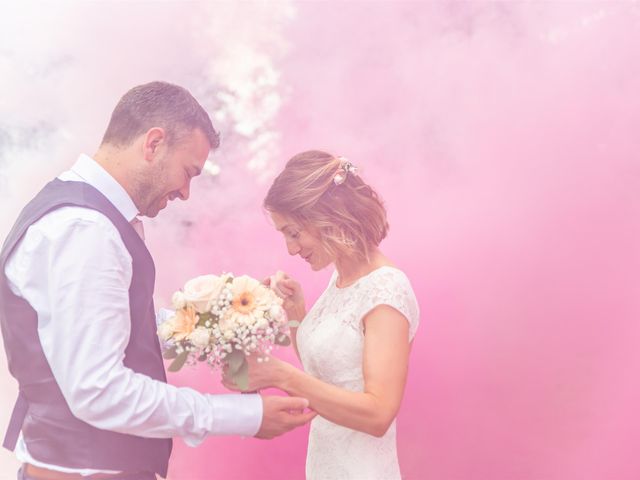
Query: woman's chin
[[310, 260, 331, 271]]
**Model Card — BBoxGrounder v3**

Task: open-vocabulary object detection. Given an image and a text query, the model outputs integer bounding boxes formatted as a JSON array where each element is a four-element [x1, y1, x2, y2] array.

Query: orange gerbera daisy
[[173, 306, 198, 341]]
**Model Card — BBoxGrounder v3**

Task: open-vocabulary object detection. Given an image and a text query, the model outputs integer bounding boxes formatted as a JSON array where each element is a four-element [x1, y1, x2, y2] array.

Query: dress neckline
[[332, 265, 400, 290]]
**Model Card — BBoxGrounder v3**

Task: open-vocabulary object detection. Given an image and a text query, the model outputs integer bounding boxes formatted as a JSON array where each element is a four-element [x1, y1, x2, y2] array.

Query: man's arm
[[6, 207, 311, 443]]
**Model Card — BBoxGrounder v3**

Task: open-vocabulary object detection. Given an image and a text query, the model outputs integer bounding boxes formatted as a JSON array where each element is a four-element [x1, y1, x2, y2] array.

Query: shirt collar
[[69, 154, 140, 222]]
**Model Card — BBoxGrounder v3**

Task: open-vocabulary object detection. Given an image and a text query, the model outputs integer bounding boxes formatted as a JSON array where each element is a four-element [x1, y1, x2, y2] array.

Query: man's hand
[[255, 395, 316, 439]]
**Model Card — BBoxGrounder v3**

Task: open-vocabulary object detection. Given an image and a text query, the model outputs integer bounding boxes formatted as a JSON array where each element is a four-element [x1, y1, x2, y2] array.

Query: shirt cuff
[[184, 393, 263, 447]]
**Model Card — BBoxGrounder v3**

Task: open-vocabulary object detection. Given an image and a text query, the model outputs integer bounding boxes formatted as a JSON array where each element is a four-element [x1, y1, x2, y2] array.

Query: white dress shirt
[[5, 154, 262, 475]]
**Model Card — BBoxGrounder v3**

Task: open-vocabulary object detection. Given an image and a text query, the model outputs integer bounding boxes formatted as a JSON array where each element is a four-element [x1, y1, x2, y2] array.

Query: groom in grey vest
[[0, 81, 314, 480]]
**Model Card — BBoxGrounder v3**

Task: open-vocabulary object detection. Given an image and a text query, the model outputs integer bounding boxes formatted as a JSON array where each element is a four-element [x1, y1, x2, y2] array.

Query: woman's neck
[[334, 248, 391, 288]]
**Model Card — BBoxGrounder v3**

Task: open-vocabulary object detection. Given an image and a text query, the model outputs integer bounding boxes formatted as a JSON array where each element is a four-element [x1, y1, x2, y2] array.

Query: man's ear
[[142, 127, 166, 161]]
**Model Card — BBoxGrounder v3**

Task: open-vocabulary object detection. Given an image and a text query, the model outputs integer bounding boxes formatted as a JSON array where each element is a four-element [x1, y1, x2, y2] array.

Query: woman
[[226, 150, 420, 479]]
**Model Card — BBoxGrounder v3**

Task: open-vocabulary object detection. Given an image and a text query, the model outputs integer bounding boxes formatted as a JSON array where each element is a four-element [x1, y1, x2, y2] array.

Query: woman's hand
[[268, 271, 306, 321], [222, 353, 290, 392]]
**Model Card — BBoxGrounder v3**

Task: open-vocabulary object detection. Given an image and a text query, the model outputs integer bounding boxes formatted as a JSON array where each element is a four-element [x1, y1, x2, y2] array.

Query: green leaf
[[197, 312, 212, 327], [162, 346, 178, 359], [226, 349, 246, 375], [168, 351, 188, 372], [275, 335, 291, 347], [288, 320, 301, 328]]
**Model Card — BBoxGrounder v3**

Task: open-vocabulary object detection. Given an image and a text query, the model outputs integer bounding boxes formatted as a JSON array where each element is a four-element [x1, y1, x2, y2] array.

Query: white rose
[[255, 318, 269, 330], [157, 319, 176, 341], [223, 329, 235, 340], [269, 305, 284, 321], [171, 291, 187, 310], [189, 327, 211, 349], [183, 274, 223, 313]]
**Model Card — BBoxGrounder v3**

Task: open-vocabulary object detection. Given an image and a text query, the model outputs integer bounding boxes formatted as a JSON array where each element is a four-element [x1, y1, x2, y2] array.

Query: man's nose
[[177, 183, 190, 201]]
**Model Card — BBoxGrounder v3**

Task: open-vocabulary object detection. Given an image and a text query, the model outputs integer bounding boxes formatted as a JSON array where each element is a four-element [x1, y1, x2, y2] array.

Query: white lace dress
[[296, 266, 420, 480]]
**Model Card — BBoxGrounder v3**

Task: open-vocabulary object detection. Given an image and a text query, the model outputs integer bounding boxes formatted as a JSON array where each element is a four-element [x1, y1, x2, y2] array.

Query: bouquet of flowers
[[157, 273, 292, 390]]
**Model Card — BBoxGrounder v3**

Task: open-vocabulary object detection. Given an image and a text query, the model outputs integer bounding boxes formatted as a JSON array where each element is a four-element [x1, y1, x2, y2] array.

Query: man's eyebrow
[[276, 223, 293, 232]]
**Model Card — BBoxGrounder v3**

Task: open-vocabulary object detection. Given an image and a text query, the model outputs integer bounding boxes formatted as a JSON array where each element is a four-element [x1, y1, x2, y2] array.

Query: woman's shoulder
[[358, 265, 417, 305], [359, 265, 420, 337], [366, 265, 413, 288]]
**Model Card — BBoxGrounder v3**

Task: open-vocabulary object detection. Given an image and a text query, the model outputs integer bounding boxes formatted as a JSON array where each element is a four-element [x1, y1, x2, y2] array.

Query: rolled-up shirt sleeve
[[5, 207, 262, 445]]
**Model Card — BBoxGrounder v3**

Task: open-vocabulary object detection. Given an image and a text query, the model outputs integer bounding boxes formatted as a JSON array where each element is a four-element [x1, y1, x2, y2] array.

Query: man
[[0, 81, 315, 479]]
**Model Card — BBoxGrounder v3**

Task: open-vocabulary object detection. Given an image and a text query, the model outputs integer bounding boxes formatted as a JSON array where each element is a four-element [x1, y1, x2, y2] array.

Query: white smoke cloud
[[0, 1, 294, 473]]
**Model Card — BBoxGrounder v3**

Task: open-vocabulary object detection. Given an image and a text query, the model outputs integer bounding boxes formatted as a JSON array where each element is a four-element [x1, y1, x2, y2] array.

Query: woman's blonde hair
[[264, 150, 389, 262]]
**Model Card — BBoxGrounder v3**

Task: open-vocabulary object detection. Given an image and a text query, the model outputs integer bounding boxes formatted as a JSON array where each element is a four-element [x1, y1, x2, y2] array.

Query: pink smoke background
[[1, 2, 639, 479]]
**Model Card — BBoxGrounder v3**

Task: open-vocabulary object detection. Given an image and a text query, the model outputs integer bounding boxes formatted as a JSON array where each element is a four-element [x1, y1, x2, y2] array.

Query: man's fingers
[[282, 407, 317, 429], [290, 409, 317, 426], [256, 395, 315, 439], [278, 396, 309, 411]]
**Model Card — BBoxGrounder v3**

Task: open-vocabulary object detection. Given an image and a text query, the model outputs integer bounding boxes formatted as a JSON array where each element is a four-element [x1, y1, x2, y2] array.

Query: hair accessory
[[333, 156, 358, 185]]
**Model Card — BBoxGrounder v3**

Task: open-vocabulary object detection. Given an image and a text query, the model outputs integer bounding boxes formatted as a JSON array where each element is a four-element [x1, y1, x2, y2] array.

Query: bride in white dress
[[225, 150, 420, 479]]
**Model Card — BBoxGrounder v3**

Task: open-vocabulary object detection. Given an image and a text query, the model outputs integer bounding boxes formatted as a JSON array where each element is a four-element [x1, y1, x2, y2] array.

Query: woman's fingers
[[276, 281, 294, 296]]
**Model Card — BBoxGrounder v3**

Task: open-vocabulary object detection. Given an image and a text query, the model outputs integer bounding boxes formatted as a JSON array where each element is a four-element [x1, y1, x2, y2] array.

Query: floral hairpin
[[333, 156, 358, 185]]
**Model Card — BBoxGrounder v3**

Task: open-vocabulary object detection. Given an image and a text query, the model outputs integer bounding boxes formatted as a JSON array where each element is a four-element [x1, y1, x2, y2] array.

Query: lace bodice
[[297, 266, 420, 479]]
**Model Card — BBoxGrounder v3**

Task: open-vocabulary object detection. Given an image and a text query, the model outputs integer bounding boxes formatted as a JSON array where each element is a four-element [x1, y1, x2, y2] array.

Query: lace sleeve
[[359, 269, 420, 340]]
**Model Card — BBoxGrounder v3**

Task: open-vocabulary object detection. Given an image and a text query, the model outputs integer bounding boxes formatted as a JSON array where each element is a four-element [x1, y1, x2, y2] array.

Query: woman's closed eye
[[283, 228, 300, 240]]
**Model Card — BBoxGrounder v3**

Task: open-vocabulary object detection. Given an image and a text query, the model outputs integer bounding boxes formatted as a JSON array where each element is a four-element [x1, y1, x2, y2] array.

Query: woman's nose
[[286, 240, 300, 256]]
